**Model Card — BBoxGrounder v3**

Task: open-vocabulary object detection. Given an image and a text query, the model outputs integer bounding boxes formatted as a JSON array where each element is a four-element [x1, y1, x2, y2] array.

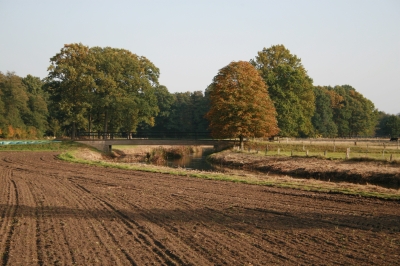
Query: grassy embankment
[[1, 140, 399, 200]]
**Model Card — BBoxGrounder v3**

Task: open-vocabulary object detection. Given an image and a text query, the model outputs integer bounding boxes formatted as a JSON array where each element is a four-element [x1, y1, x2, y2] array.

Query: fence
[[76, 131, 212, 140]]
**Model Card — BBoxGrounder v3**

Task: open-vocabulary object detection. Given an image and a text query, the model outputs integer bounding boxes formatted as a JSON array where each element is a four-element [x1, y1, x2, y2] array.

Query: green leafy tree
[[169, 92, 194, 132], [312, 86, 337, 137], [89, 46, 160, 135], [206, 61, 279, 149], [385, 115, 400, 137], [22, 75, 48, 136], [165, 91, 209, 134], [251, 44, 315, 137], [0, 73, 8, 133], [45, 43, 95, 139], [377, 113, 400, 137], [331, 85, 378, 137], [0, 72, 30, 138], [46, 44, 162, 138], [0, 72, 48, 138], [137, 85, 175, 135], [190, 90, 210, 133]]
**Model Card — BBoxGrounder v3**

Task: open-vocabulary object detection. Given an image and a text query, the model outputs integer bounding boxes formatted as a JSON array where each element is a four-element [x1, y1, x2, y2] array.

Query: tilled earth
[[0, 151, 400, 265]]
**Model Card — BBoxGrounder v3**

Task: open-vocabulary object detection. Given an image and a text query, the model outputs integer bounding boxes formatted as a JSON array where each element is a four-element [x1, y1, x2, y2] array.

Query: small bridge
[[74, 132, 236, 152]]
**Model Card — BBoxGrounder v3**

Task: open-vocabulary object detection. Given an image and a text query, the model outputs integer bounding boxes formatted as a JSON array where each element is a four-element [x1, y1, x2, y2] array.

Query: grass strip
[[0, 140, 83, 151]]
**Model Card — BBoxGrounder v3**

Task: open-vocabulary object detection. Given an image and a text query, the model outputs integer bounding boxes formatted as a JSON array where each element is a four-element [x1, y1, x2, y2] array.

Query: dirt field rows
[[0, 151, 399, 265]]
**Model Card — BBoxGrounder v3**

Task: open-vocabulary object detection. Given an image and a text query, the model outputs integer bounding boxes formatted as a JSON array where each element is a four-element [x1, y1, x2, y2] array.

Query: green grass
[[58, 148, 400, 201], [0, 140, 84, 151]]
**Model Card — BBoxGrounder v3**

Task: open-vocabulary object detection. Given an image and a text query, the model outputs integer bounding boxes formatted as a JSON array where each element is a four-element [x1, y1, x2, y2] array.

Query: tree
[[385, 115, 400, 137], [163, 91, 210, 133], [22, 75, 48, 136], [331, 85, 378, 137], [45, 43, 94, 139], [45, 44, 162, 138], [251, 45, 315, 137], [0, 72, 48, 138], [88, 46, 160, 136], [377, 113, 400, 137], [205, 61, 279, 149], [312, 86, 337, 137]]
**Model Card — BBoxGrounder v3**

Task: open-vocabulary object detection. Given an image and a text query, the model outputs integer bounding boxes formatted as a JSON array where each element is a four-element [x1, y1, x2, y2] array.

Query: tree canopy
[[311, 86, 338, 137], [0, 72, 48, 138], [251, 45, 315, 137], [376, 113, 400, 138], [330, 85, 378, 137], [206, 61, 279, 148], [45, 43, 160, 138]]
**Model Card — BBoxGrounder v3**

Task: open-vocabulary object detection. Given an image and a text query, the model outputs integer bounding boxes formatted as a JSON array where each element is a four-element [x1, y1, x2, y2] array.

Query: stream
[[163, 147, 217, 171]]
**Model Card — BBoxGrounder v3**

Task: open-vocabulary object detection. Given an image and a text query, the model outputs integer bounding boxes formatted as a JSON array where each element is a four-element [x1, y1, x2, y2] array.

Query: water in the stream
[[164, 147, 217, 171]]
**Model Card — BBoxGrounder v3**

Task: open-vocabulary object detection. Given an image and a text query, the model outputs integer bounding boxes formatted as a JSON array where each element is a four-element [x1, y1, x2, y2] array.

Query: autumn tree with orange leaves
[[206, 61, 279, 149]]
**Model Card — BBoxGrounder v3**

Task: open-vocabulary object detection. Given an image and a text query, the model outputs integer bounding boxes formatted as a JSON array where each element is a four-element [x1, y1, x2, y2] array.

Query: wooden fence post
[[346, 148, 350, 159]]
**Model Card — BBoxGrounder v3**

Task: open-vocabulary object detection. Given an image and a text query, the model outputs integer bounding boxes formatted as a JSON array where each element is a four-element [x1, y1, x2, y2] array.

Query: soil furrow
[[1, 179, 18, 266]]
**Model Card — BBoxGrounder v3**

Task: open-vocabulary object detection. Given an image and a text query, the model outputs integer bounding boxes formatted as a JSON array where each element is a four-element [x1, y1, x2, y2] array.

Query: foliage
[[45, 43, 161, 138], [311, 86, 338, 137], [45, 43, 94, 139], [168, 91, 209, 132], [251, 45, 315, 137], [330, 85, 378, 137], [1, 43, 397, 140], [206, 61, 279, 148], [0, 72, 48, 138], [376, 112, 400, 137], [140, 90, 210, 136]]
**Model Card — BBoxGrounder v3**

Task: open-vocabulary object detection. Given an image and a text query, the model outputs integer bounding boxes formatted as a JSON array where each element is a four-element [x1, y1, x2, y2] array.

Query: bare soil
[[0, 151, 400, 265], [209, 151, 400, 188]]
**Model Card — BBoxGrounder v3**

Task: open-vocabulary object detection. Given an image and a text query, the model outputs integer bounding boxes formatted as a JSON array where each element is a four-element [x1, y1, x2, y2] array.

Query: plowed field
[[1, 151, 399, 265]]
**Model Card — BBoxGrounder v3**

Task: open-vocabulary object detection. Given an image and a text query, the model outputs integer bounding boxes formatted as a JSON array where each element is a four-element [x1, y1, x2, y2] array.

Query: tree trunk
[[88, 113, 92, 135], [103, 110, 108, 139], [239, 135, 244, 150], [71, 122, 76, 140]]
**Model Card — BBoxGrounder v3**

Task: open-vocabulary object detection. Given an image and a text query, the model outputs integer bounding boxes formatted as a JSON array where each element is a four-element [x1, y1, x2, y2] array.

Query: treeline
[[0, 72, 48, 138], [0, 43, 399, 139]]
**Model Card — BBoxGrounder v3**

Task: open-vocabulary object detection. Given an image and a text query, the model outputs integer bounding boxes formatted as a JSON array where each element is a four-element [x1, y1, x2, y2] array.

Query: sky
[[1, 0, 399, 114]]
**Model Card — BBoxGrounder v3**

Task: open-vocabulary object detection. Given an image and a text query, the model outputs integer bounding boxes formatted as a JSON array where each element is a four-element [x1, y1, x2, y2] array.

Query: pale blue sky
[[1, 0, 399, 114]]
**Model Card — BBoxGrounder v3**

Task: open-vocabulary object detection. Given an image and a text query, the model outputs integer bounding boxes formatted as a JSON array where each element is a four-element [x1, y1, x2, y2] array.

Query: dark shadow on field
[[1, 204, 399, 233]]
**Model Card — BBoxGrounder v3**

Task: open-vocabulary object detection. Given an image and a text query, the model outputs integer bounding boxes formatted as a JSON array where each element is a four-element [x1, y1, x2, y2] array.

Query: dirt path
[[0, 151, 399, 265]]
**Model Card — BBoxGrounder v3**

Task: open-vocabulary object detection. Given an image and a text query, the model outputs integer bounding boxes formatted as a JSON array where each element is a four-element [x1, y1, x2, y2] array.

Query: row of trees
[[312, 85, 377, 138], [0, 73, 48, 138], [0, 43, 398, 140], [206, 45, 382, 141]]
